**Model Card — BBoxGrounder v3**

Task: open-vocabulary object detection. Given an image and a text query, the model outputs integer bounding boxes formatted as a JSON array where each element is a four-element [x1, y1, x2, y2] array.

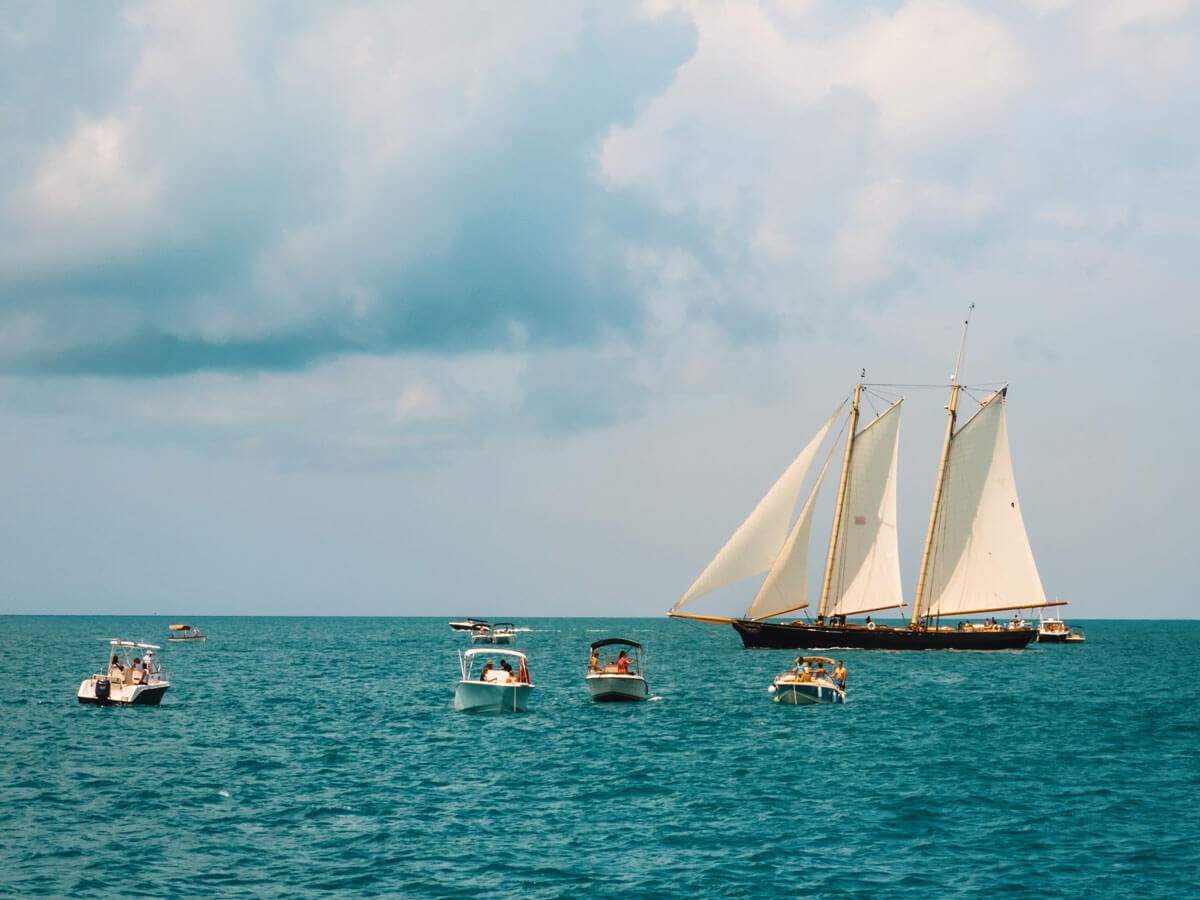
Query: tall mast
[[912, 307, 973, 628], [818, 380, 862, 620]]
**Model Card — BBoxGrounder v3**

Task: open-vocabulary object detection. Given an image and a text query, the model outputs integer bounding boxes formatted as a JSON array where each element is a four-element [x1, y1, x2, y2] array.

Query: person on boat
[[864, 615, 872, 627], [814, 662, 830, 681], [616, 651, 631, 674], [797, 660, 813, 682], [832, 661, 847, 689], [479, 660, 494, 681], [589, 650, 600, 671], [109, 655, 123, 679], [790, 658, 802, 676], [131, 657, 145, 683], [499, 659, 515, 682]]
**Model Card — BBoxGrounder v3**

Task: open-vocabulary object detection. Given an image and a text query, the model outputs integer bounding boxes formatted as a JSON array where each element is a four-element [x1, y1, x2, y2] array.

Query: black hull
[[732, 621, 1036, 650]]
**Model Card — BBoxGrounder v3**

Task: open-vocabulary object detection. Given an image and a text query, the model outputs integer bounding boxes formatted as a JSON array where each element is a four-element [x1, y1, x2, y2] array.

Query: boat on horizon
[[1036, 614, 1086, 643], [78, 640, 169, 706], [449, 618, 489, 632], [167, 624, 206, 642], [669, 312, 1062, 650]]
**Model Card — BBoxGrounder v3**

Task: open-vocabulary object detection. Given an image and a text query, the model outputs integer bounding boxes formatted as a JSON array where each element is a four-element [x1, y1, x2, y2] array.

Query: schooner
[[668, 317, 1063, 650]]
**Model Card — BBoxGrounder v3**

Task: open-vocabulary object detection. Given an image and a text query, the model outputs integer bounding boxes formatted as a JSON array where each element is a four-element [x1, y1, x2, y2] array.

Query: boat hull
[[77, 678, 169, 706], [733, 620, 1037, 650], [167, 636, 206, 642], [454, 681, 533, 712], [771, 679, 845, 705], [586, 674, 648, 702]]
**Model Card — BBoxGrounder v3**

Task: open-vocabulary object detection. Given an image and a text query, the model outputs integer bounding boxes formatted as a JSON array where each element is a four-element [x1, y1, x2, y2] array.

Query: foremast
[[817, 381, 861, 620], [911, 309, 971, 628]]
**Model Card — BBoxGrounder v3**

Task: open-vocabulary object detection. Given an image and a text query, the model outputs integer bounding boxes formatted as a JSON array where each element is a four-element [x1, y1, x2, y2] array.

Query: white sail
[[824, 401, 905, 617], [746, 451, 834, 620], [671, 404, 842, 612], [916, 389, 1048, 618]]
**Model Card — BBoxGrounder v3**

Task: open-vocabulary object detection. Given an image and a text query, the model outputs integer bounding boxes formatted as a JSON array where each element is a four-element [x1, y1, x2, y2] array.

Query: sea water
[[2, 617, 1197, 899]]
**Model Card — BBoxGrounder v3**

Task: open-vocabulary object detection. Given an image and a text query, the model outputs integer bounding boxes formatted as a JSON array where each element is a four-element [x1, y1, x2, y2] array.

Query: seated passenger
[[814, 662, 829, 681], [109, 655, 124, 679], [499, 660, 515, 682], [479, 661, 494, 681], [589, 650, 600, 672], [131, 658, 145, 685]]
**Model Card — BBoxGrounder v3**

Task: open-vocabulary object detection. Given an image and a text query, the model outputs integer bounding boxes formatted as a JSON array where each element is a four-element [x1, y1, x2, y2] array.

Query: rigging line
[[863, 382, 1007, 390]]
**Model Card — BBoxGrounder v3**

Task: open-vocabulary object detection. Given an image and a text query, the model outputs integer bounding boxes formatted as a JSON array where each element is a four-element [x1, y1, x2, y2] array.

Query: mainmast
[[818, 380, 861, 620], [911, 307, 973, 628]]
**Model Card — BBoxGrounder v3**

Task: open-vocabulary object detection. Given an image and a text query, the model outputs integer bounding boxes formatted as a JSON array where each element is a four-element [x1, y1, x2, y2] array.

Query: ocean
[[2, 617, 1197, 899]]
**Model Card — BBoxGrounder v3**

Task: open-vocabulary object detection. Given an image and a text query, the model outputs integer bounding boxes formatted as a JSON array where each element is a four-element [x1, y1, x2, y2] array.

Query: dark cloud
[[1, 5, 697, 379]]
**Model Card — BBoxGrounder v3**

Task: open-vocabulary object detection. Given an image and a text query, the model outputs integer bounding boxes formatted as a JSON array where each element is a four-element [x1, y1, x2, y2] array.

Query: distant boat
[[586, 639, 649, 702], [167, 624, 206, 642], [449, 618, 489, 632], [454, 649, 534, 712], [1036, 615, 1085, 643], [78, 640, 169, 705], [768, 656, 846, 705], [670, 313, 1062, 650], [471, 622, 516, 645]]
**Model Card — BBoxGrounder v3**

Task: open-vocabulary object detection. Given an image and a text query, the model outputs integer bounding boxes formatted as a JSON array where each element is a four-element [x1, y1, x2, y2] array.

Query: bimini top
[[106, 639, 162, 650], [794, 656, 836, 666], [462, 647, 526, 661], [590, 638, 642, 651], [168, 624, 192, 630]]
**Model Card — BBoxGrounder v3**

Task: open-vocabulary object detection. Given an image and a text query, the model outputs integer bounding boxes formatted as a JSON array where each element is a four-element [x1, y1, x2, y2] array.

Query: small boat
[[586, 639, 649, 702], [470, 622, 516, 645], [1036, 615, 1086, 643], [78, 640, 169, 706], [166, 624, 206, 642], [454, 649, 534, 712], [449, 618, 489, 632], [768, 656, 846, 705]]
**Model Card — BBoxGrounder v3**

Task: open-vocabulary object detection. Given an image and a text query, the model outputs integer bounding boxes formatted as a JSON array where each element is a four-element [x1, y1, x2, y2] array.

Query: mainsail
[[914, 388, 1048, 618], [746, 450, 835, 620], [670, 404, 843, 612], [823, 401, 905, 617]]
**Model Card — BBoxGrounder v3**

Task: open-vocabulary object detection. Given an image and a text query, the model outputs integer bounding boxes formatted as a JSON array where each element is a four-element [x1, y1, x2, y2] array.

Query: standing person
[[832, 661, 847, 689], [499, 659, 514, 682], [616, 651, 631, 674], [131, 657, 145, 684]]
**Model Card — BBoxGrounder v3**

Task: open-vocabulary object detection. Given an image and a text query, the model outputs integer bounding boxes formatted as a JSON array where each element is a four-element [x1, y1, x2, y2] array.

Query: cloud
[[0, 2, 696, 379]]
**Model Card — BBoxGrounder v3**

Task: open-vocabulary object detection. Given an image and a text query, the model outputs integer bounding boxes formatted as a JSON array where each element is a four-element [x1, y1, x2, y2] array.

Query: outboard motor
[[94, 677, 110, 702]]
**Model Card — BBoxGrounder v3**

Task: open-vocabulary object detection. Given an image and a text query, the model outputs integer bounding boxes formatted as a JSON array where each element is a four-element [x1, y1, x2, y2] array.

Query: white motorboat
[[78, 640, 169, 706], [586, 638, 649, 702], [167, 623, 206, 642], [768, 656, 846, 705], [1036, 615, 1085, 643], [449, 618, 489, 632], [470, 622, 516, 645], [454, 648, 534, 712]]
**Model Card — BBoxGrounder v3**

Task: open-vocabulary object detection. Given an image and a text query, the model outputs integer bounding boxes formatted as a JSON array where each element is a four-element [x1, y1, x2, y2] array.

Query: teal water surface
[[2, 617, 1198, 898]]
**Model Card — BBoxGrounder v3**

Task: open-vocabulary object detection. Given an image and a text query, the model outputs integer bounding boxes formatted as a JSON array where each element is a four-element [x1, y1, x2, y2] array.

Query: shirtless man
[[832, 661, 847, 689]]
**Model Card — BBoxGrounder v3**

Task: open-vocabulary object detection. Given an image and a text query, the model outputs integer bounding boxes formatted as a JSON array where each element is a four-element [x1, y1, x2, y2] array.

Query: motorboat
[[167, 623, 206, 642], [586, 638, 649, 702], [768, 656, 846, 705], [449, 618, 489, 632], [470, 622, 516, 645], [1036, 615, 1086, 643], [78, 640, 169, 706], [454, 648, 534, 712]]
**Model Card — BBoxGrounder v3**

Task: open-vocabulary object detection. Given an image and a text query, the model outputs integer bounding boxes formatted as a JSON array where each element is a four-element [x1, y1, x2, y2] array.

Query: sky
[[2, 0, 1198, 618]]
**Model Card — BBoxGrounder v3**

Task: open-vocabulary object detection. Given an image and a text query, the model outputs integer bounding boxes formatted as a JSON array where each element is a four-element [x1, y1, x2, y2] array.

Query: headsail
[[746, 448, 835, 620], [823, 400, 905, 617], [670, 403, 843, 613], [914, 388, 1048, 618]]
